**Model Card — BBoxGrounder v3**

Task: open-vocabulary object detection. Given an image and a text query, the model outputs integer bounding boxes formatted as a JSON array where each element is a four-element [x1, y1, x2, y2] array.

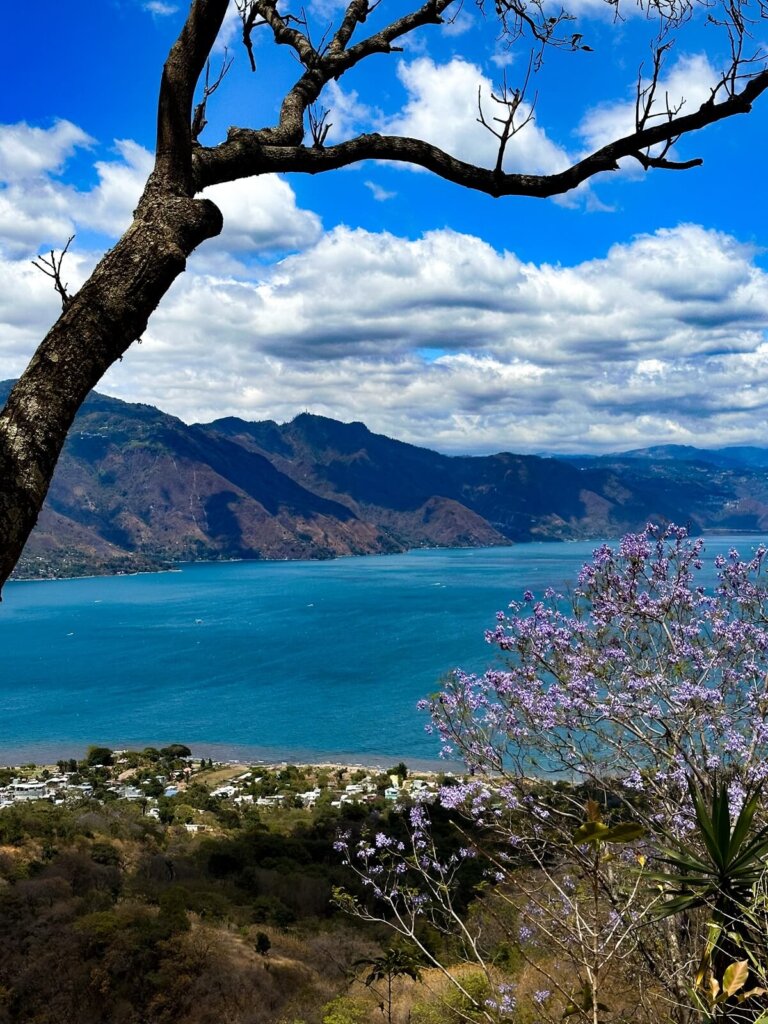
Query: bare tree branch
[[154, 0, 231, 191], [31, 236, 76, 311], [635, 43, 674, 133], [632, 152, 703, 169], [490, 0, 594, 70], [195, 65, 768, 196], [328, 0, 371, 54], [192, 48, 234, 141], [237, 0, 457, 151], [477, 59, 536, 175], [250, 0, 322, 67], [329, 0, 452, 71], [236, 0, 265, 71], [308, 104, 332, 147]]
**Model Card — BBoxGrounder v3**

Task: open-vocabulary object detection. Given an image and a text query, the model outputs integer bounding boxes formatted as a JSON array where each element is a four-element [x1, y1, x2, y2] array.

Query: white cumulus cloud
[[381, 57, 571, 175], [0, 120, 323, 261], [60, 222, 768, 455], [0, 120, 93, 182]]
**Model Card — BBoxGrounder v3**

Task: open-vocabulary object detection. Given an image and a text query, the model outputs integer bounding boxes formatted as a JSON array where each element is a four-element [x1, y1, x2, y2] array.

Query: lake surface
[[1, 536, 764, 766]]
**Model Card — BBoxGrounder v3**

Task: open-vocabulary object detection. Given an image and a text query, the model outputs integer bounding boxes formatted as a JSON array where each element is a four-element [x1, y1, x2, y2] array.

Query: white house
[[10, 781, 47, 801], [211, 785, 237, 799]]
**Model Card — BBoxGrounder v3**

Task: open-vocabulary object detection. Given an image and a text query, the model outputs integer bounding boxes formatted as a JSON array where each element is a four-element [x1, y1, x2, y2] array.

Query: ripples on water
[[1, 537, 763, 764]]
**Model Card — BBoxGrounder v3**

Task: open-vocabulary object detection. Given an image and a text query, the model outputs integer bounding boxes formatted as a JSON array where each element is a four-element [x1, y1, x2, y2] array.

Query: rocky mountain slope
[[4, 381, 768, 579]]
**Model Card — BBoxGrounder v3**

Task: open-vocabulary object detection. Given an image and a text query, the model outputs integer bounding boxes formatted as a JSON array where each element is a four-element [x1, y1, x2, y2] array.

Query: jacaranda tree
[[336, 526, 768, 1024]]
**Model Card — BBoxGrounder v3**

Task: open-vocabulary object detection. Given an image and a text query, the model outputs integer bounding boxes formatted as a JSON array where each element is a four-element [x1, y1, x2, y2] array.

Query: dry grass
[[159, 919, 386, 1024]]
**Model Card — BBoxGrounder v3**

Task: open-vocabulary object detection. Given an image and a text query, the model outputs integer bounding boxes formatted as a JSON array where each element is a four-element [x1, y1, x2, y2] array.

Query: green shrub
[[411, 970, 492, 1024], [321, 995, 369, 1024]]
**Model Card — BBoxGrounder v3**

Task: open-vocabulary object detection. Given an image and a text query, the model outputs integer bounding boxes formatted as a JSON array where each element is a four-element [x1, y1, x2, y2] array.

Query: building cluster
[[0, 759, 441, 825], [205, 768, 438, 810], [0, 775, 94, 808], [0, 765, 183, 810]]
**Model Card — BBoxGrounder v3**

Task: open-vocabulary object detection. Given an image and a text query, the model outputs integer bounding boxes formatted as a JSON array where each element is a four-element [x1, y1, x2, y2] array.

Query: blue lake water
[[1, 536, 764, 766]]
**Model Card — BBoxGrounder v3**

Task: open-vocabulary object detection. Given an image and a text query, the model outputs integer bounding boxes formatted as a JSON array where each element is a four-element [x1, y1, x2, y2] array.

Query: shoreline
[[0, 739, 461, 774], [8, 565, 182, 586], [5, 546, 500, 587], [7, 529, 768, 588]]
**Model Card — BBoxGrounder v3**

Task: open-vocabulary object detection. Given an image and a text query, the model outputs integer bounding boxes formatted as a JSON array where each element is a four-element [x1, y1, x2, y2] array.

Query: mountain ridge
[[4, 381, 768, 580]]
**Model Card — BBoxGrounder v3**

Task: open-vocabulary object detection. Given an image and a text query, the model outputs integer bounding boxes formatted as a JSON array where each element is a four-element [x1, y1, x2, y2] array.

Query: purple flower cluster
[[334, 525, 768, 1020], [427, 524, 768, 835], [485, 983, 517, 1017]]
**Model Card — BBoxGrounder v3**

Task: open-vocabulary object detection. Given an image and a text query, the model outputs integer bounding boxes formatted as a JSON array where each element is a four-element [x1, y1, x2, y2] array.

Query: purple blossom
[[485, 983, 517, 1017], [423, 524, 768, 839], [333, 524, 768, 997]]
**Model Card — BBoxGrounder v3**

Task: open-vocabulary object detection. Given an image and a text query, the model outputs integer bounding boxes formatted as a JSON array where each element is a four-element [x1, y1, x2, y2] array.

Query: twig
[[192, 48, 234, 141], [237, 0, 267, 72], [308, 104, 332, 146], [32, 236, 75, 311], [477, 57, 536, 175]]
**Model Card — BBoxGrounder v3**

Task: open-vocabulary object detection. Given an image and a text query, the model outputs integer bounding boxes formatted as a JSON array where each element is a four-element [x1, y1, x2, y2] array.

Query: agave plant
[[654, 779, 768, 1021], [655, 779, 768, 927]]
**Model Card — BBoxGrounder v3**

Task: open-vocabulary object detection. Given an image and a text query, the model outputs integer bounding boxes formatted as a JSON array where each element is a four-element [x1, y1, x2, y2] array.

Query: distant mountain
[[568, 444, 768, 470], [5, 380, 768, 579], [6, 388, 397, 579], [204, 413, 768, 542]]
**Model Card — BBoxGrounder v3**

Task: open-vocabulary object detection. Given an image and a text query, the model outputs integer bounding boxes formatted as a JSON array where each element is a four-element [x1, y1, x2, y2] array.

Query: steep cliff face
[[8, 382, 768, 579], [11, 391, 399, 578], [208, 411, 768, 540]]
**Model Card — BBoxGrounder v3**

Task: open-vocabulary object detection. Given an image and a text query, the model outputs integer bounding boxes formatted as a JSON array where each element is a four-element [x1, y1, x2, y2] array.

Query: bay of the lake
[[1, 536, 764, 766]]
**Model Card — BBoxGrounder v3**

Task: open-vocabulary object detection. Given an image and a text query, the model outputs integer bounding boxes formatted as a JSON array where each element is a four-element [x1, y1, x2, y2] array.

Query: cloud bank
[[1, 120, 767, 456]]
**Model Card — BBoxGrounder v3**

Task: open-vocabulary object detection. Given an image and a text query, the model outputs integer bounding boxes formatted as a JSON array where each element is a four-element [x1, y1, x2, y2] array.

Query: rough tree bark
[[0, 0, 229, 590], [1, 0, 767, 594]]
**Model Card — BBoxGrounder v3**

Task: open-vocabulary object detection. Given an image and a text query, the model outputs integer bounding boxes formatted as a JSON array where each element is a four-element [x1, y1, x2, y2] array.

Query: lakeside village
[[0, 743, 441, 824], [0, 744, 483, 1024]]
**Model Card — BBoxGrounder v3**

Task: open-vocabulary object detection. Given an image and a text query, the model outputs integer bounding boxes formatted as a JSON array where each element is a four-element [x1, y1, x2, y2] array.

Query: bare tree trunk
[[0, 0, 229, 593], [665, 918, 693, 1024], [1, 0, 767, 594], [0, 187, 222, 591]]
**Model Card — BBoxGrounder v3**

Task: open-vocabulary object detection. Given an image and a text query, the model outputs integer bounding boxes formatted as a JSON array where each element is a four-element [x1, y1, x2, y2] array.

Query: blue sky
[[0, 0, 767, 453]]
